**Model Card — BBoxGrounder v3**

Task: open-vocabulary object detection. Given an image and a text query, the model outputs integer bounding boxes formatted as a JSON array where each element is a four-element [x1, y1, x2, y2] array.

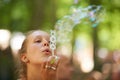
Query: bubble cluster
[[55, 5, 104, 43], [50, 30, 56, 56]]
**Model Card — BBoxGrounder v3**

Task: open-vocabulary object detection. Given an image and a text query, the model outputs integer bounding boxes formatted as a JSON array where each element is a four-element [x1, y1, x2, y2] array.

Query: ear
[[21, 54, 29, 63]]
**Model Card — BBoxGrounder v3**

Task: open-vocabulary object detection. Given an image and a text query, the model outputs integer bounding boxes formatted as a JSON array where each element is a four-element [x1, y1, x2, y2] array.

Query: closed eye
[[35, 40, 41, 43]]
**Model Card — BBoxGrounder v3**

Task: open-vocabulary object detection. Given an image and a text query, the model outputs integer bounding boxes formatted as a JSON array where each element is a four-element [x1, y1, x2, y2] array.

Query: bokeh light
[[0, 29, 11, 50], [97, 48, 108, 59], [10, 32, 25, 57], [73, 34, 94, 73]]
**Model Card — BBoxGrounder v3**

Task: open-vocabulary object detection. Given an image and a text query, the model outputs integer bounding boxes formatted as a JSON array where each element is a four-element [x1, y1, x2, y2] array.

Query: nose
[[43, 39, 49, 46]]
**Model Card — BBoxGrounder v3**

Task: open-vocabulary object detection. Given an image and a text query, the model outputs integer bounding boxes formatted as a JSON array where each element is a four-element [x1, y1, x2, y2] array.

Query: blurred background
[[0, 0, 120, 80]]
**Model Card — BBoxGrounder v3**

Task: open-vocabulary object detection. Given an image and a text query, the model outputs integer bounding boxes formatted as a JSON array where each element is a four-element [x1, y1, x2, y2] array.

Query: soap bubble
[[55, 5, 105, 44]]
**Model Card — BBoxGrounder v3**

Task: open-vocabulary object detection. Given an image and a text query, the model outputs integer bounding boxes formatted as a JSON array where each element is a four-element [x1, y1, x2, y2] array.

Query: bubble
[[50, 30, 56, 35], [55, 5, 105, 44], [50, 44, 56, 50], [50, 36, 56, 43], [50, 30, 56, 50], [90, 17, 96, 22]]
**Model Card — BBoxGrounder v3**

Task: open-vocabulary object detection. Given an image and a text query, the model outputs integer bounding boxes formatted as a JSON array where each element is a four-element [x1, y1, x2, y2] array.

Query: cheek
[[27, 44, 42, 54], [26, 45, 44, 62]]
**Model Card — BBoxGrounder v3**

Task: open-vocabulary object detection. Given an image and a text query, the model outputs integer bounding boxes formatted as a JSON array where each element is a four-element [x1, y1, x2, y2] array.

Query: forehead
[[27, 31, 50, 39]]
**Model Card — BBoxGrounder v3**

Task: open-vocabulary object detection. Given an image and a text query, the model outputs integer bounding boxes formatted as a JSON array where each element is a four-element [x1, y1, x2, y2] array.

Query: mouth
[[42, 48, 51, 55]]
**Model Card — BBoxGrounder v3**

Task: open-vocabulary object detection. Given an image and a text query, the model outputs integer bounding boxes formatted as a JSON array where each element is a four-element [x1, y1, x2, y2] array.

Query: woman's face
[[25, 31, 52, 65]]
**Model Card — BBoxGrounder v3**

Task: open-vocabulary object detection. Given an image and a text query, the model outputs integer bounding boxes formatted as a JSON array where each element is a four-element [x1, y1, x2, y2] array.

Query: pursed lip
[[42, 48, 51, 55]]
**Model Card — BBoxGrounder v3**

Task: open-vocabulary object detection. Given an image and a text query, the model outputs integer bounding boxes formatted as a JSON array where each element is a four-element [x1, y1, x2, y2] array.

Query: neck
[[27, 65, 58, 80], [27, 65, 42, 80]]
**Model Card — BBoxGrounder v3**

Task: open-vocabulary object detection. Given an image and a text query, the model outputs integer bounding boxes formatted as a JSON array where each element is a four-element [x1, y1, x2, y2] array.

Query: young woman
[[16, 30, 59, 80]]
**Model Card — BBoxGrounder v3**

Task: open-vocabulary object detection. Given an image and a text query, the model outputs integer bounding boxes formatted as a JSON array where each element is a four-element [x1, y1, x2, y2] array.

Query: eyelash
[[35, 40, 41, 43], [35, 40, 50, 43]]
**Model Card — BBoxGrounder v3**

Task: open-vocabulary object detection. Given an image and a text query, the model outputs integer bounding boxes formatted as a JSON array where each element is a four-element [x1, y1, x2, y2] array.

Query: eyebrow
[[33, 36, 42, 41]]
